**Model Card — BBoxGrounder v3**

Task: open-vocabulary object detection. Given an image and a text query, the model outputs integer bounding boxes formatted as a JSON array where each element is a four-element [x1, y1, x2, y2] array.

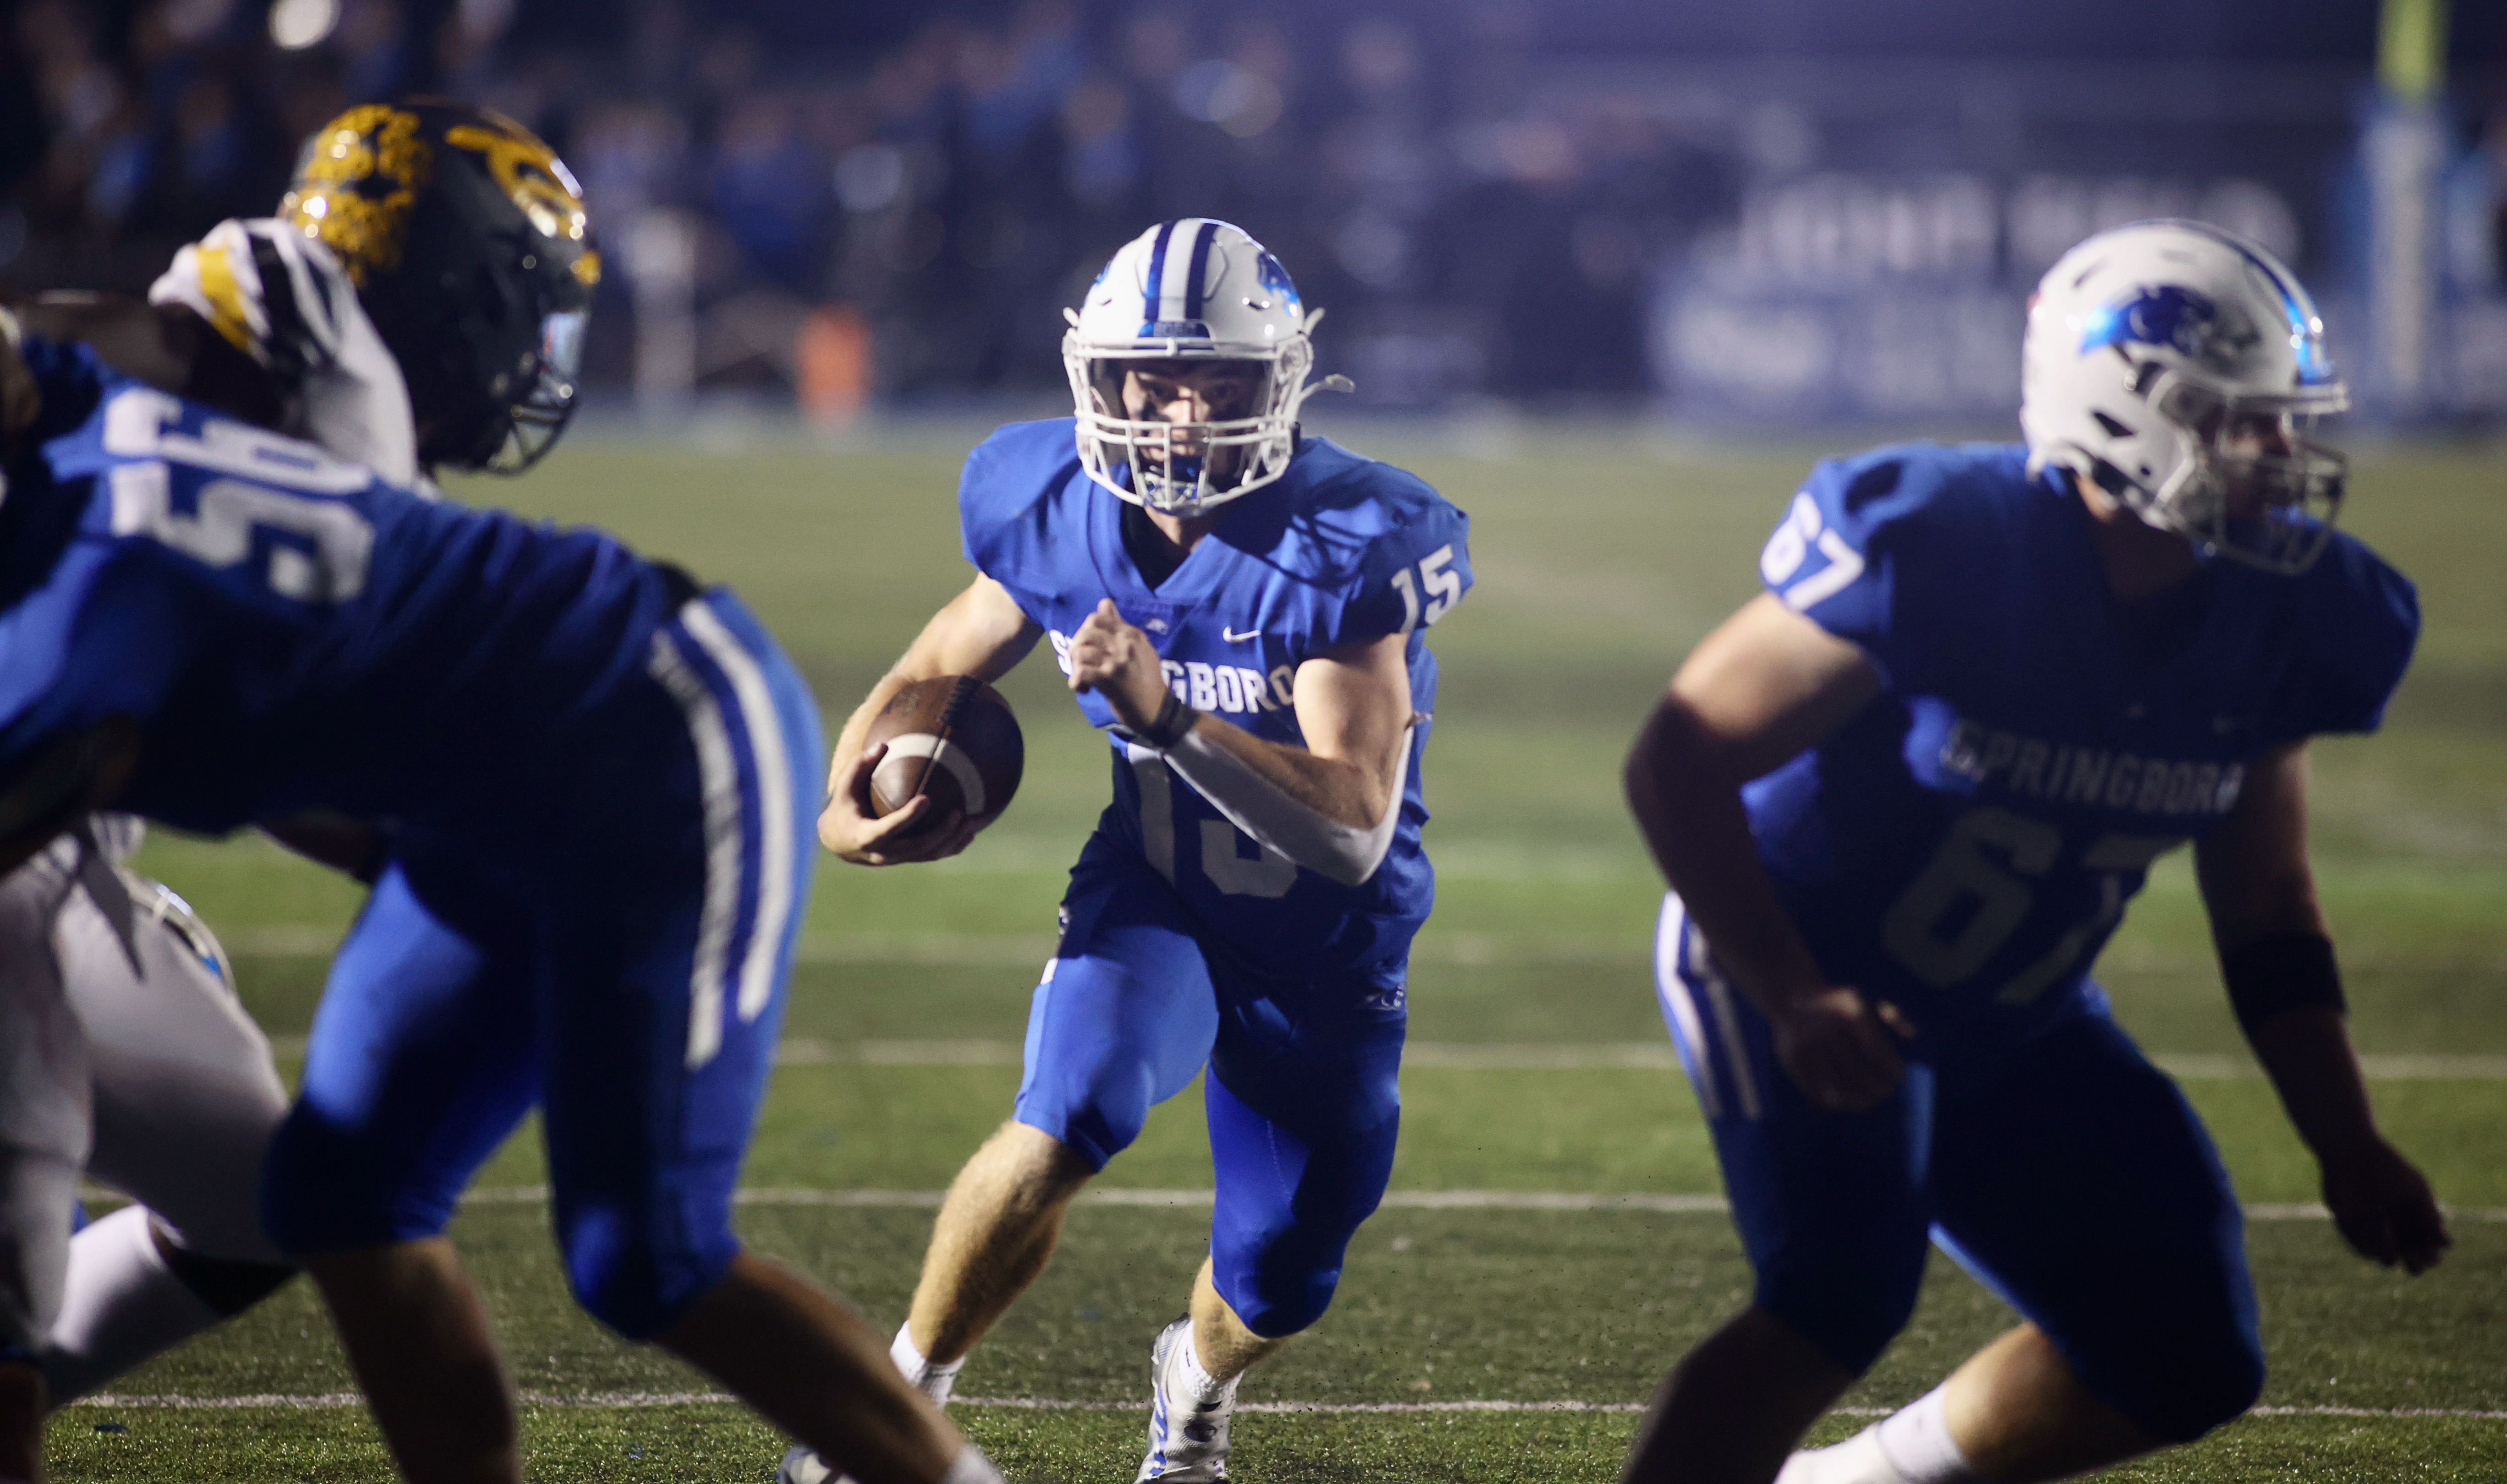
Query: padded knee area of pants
[[1016, 1057, 1156, 1173], [1203, 1067, 1400, 1341], [2078, 1325, 2266, 1444], [1753, 1238, 1927, 1375], [259, 1106, 463, 1255], [556, 1206, 739, 1340], [1211, 1232, 1344, 1339]]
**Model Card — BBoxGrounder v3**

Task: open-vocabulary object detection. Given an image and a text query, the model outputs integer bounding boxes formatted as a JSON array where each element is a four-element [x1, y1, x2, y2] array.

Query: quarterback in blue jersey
[[0, 314, 1000, 1484], [803, 220, 1469, 1484], [1620, 221, 2448, 1484]]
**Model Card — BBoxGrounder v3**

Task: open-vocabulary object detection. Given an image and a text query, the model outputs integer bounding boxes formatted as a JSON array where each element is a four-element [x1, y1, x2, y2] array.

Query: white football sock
[[1775, 1387, 1980, 1484], [939, 1445, 1006, 1484], [892, 1322, 964, 1407], [41, 1206, 217, 1403], [1175, 1327, 1237, 1405], [1873, 1386, 1980, 1483]]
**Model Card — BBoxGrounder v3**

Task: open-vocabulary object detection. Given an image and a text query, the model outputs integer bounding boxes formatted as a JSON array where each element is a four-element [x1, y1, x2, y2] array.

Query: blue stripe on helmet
[[1183, 219, 1220, 320], [1141, 220, 1177, 323]]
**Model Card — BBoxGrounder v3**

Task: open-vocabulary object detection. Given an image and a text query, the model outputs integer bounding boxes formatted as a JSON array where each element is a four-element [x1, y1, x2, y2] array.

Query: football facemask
[[2135, 376, 2348, 574], [1064, 218, 1343, 516]]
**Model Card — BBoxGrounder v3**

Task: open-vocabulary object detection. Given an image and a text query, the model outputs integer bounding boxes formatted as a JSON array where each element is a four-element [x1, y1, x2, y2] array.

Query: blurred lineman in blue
[[0, 119, 453, 1481], [1620, 221, 2449, 1484], [806, 219, 1470, 1484], [0, 99, 1004, 1484]]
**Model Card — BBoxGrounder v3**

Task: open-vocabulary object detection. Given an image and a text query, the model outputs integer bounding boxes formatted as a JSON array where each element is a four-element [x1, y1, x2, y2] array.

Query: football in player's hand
[[863, 676, 1024, 835]]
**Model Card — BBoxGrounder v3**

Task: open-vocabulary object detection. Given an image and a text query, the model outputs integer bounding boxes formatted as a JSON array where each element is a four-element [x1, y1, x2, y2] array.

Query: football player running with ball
[[805, 219, 1470, 1484], [1620, 220, 2448, 1484]]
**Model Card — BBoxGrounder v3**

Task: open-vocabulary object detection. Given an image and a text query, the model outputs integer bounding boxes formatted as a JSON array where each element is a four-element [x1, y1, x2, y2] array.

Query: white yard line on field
[[221, 928, 1649, 967], [64, 1394, 2507, 1420], [223, 925, 2507, 976], [254, 1035, 2507, 1080], [446, 1185, 2507, 1223]]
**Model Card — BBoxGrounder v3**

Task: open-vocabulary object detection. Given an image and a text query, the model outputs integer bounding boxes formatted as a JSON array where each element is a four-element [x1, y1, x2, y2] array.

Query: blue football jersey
[[960, 419, 1471, 978], [1745, 442, 2417, 1045], [0, 339, 689, 850]]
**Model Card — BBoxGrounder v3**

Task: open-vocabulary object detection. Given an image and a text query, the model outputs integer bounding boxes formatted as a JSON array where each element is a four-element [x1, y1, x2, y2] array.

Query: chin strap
[[1157, 723, 1410, 888]]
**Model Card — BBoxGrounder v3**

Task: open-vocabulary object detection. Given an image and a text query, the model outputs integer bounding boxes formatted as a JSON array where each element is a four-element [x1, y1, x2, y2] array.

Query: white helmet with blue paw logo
[[1064, 219, 1347, 516], [2021, 219, 2349, 574]]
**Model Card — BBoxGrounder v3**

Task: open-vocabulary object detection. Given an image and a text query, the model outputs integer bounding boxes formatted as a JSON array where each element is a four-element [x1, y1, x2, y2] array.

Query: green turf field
[[57, 428, 2507, 1481]]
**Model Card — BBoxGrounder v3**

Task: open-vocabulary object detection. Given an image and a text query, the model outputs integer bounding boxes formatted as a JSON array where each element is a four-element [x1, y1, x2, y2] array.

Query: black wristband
[[1139, 692, 1198, 750], [2221, 930, 2345, 1033]]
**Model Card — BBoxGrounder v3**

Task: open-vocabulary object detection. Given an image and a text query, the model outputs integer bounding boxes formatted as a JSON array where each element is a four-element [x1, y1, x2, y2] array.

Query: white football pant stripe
[[677, 604, 797, 1028], [647, 627, 744, 1071], [1653, 894, 1723, 1119], [1691, 924, 1765, 1122], [1657, 892, 1765, 1123]]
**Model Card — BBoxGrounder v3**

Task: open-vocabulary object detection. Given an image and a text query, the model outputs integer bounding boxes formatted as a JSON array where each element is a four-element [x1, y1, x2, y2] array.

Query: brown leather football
[[862, 675, 1025, 834]]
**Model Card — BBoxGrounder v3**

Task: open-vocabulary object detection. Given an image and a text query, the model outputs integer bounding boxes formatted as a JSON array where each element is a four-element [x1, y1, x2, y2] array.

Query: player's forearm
[[1625, 699, 1829, 1014], [1176, 716, 1392, 830], [2243, 1006, 2383, 1160], [1157, 715, 1405, 887]]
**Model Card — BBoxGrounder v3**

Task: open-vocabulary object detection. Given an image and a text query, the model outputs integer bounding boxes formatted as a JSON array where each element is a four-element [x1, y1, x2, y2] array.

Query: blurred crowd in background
[[4, 0, 2504, 422]]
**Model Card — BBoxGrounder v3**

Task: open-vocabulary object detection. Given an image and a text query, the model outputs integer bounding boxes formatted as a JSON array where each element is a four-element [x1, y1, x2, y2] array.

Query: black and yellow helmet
[[279, 98, 599, 474]]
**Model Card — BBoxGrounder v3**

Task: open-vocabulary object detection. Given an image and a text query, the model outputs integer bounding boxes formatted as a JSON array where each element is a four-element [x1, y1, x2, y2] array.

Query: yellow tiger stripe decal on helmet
[[280, 104, 433, 286], [444, 118, 594, 263]]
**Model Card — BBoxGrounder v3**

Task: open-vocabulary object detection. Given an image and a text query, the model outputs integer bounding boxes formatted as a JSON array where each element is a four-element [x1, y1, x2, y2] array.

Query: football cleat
[[1134, 1315, 1234, 1482]]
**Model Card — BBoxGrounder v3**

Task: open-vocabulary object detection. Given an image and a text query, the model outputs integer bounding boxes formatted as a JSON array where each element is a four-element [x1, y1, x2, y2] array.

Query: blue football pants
[[262, 592, 822, 1339], [1654, 893, 2265, 1443], [1011, 833, 1409, 1338]]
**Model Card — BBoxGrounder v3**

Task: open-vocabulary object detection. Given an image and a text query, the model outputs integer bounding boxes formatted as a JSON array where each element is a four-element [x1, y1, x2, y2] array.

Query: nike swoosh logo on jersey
[[1222, 627, 1260, 642]]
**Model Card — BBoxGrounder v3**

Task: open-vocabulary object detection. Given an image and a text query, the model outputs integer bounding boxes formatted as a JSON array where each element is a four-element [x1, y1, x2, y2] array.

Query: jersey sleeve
[[956, 422, 1065, 625], [1332, 493, 1473, 649], [1754, 449, 1965, 689], [2261, 535, 2420, 742], [148, 219, 419, 484]]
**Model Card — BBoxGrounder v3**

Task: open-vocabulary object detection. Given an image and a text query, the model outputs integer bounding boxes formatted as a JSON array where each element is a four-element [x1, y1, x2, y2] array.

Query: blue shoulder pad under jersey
[[958, 419, 1080, 591], [2254, 530, 2419, 744], [1755, 443, 2033, 693], [1295, 442, 1473, 650]]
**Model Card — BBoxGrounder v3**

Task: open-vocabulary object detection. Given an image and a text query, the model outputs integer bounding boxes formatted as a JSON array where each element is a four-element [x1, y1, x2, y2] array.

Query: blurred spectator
[[0, 0, 1756, 408], [709, 93, 829, 294]]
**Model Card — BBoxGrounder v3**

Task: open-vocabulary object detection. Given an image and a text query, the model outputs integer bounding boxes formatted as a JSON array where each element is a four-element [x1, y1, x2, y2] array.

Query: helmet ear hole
[[2091, 411, 2134, 438]]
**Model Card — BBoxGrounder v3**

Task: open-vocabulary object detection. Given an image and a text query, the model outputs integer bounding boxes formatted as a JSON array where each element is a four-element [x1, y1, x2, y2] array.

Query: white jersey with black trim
[[149, 217, 419, 486]]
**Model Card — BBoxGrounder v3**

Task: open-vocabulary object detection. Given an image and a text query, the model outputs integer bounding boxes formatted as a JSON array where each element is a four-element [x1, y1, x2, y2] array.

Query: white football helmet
[[2020, 219, 2348, 574], [1064, 218, 1342, 515]]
